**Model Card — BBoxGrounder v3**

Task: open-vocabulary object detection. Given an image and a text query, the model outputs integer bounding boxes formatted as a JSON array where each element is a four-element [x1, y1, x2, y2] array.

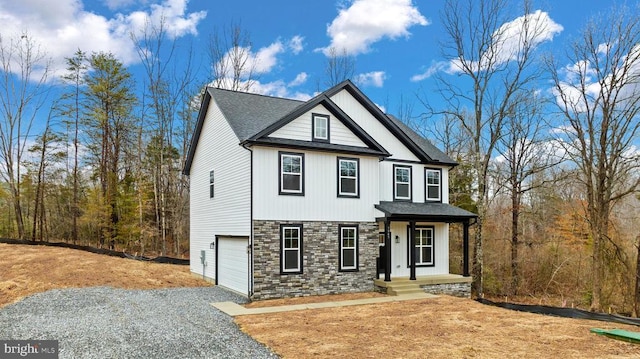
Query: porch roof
[[375, 201, 477, 222]]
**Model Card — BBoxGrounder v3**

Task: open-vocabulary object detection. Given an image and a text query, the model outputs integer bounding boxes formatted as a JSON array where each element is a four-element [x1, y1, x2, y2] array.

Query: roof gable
[[183, 81, 457, 175], [245, 93, 389, 155]]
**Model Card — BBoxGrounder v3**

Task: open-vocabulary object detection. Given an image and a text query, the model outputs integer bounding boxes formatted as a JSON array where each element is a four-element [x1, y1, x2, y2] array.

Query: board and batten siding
[[189, 98, 251, 280], [329, 90, 420, 161], [252, 146, 379, 222], [389, 221, 450, 277], [269, 105, 367, 147], [379, 161, 450, 204]]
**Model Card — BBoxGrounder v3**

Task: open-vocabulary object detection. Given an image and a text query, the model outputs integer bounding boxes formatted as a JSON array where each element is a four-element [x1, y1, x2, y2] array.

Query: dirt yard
[[0, 243, 210, 307], [237, 295, 640, 358]]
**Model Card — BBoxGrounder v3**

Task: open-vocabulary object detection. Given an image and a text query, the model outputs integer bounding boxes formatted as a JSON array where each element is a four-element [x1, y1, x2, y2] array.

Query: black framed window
[[339, 225, 358, 271], [312, 113, 329, 142], [394, 164, 412, 201], [281, 224, 303, 274], [337, 157, 359, 197], [425, 168, 441, 202], [279, 152, 304, 195], [209, 170, 214, 198], [407, 226, 434, 267]]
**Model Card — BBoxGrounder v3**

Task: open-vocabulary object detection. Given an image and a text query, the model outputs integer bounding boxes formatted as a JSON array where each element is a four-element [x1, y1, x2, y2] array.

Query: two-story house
[[183, 80, 477, 300]]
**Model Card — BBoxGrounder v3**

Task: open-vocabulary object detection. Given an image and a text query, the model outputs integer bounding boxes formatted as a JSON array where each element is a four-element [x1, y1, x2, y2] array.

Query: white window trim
[[339, 225, 358, 271], [338, 158, 359, 197], [280, 153, 303, 194], [312, 114, 329, 141], [425, 168, 441, 202], [415, 227, 434, 266], [281, 225, 302, 273], [394, 165, 412, 200]]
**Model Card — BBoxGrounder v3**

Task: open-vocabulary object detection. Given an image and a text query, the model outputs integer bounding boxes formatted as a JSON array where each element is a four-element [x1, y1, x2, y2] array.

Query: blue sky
[[0, 0, 620, 118]]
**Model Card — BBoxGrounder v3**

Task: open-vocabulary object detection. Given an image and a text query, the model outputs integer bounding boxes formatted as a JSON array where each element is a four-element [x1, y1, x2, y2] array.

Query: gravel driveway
[[0, 287, 277, 358]]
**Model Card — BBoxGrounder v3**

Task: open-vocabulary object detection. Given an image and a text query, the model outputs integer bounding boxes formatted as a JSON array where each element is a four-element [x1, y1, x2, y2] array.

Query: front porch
[[374, 274, 472, 297]]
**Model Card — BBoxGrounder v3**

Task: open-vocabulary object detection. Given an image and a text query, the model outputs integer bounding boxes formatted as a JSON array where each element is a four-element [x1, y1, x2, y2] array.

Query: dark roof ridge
[[207, 86, 306, 104]]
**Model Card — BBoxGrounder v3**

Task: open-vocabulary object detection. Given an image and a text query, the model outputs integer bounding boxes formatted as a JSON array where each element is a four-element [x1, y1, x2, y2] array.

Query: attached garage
[[216, 236, 249, 296]]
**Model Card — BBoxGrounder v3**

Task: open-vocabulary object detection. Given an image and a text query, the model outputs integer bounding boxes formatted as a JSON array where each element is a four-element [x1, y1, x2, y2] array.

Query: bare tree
[[548, 4, 640, 311], [209, 23, 257, 91], [491, 93, 563, 294], [0, 32, 50, 239], [422, 0, 555, 296], [321, 47, 356, 89]]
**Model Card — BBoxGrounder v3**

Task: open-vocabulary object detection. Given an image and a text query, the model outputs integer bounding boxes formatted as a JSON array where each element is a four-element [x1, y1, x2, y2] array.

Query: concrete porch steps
[[373, 274, 473, 296]]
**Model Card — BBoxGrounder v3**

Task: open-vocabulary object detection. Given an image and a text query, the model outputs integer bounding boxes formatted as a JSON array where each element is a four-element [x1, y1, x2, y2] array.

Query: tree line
[[1, 1, 640, 314]]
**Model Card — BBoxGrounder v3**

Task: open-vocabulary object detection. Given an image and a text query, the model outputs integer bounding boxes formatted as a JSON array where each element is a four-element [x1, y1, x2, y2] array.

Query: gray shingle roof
[[386, 115, 457, 165], [208, 87, 304, 141], [184, 81, 459, 174], [375, 201, 477, 221]]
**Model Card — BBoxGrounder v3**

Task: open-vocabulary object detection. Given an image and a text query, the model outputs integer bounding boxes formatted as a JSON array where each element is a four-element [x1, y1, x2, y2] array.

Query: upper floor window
[[338, 157, 359, 197], [209, 170, 215, 198], [425, 168, 441, 202], [312, 114, 329, 142], [279, 152, 304, 195], [394, 165, 412, 201]]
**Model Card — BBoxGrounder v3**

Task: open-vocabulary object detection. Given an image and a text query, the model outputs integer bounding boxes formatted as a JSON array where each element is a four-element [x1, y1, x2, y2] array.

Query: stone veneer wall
[[252, 220, 378, 300], [420, 283, 471, 298]]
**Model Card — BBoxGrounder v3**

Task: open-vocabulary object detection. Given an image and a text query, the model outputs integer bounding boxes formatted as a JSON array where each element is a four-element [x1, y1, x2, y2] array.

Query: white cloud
[[411, 61, 460, 81], [288, 35, 304, 54], [288, 72, 308, 87], [215, 40, 285, 80], [354, 71, 386, 87], [414, 9, 562, 80], [0, 0, 206, 79], [321, 0, 428, 56]]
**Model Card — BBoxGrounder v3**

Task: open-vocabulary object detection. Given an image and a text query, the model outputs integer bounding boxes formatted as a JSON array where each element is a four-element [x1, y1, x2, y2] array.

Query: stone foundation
[[252, 220, 378, 300], [420, 282, 471, 297]]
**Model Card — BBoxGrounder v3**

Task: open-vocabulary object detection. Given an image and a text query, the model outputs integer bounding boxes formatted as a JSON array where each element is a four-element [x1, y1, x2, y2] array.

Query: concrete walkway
[[212, 292, 436, 316]]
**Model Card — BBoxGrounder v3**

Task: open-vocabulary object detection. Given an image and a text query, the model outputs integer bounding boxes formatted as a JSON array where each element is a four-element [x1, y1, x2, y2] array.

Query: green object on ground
[[591, 328, 640, 344]]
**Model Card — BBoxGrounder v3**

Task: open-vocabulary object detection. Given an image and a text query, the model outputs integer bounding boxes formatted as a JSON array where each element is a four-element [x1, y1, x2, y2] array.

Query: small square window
[[312, 114, 329, 142]]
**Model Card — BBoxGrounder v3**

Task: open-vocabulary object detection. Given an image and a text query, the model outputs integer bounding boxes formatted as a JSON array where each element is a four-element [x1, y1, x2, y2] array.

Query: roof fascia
[[182, 88, 212, 175], [326, 80, 434, 163]]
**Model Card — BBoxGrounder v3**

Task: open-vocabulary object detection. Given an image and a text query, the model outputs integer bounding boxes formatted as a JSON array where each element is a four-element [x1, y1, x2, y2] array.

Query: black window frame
[[393, 164, 412, 201], [406, 225, 435, 267], [312, 113, 330, 142], [337, 157, 360, 198], [280, 224, 303, 274], [338, 224, 359, 272], [425, 168, 442, 202], [209, 170, 215, 199], [279, 151, 305, 196]]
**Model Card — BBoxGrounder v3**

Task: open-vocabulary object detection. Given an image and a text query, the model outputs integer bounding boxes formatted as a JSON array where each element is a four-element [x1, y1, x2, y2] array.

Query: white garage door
[[217, 236, 249, 296]]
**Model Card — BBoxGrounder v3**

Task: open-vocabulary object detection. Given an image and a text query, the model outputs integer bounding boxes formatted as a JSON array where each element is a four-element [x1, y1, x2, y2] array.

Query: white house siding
[[189, 99, 251, 281], [269, 105, 367, 147], [252, 146, 379, 222], [379, 161, 450, 204], [329, 90, 420, 161], [387, 221, 450, 277]]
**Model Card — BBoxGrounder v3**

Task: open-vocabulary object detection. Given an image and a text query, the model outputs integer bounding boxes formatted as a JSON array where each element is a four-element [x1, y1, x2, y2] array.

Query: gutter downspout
[[242, 143, 254, 298]]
